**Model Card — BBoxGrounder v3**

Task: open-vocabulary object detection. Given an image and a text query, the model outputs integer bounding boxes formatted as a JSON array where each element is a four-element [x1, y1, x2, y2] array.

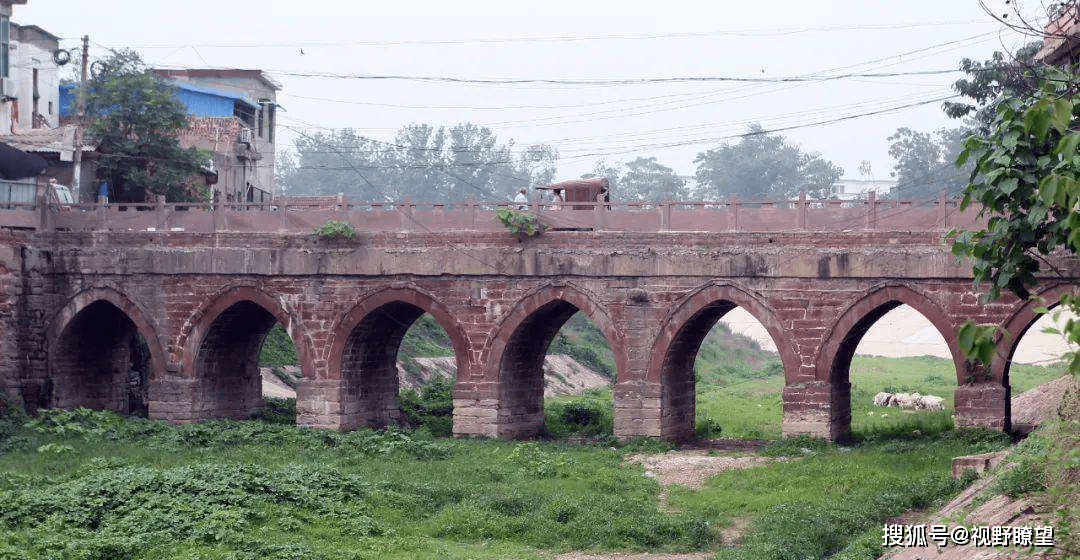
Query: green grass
[[695, 353, 1066, 440], [0, 405, 1019, 560], [0, 409, 713, 559]]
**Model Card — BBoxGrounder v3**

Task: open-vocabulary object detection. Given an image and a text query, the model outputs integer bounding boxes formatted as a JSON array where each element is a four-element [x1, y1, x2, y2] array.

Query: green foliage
[[955, 322, 999, 371], [943, 42, 1043, 127], [950, 66, 1080, 375], [312, 219, 357, 239], [279, 124, 557, 201], [887, 127, 973, 200], [399, 313, 453, 360], [495, 207, 542, 237], [713, 472, 963, 560], [248, 397, 297, 425], [22, 407, 449, 460], [584, 156, 688, 201], [397, 377, 454, 436], [84, 50, 209, 202], [547, 312, 616, 381], [694, 416, 723, 439], [258, 323, 298, 367], [543, 389, 614, 439], [0, 392, 27, 447], [694, 123, 843, 200]]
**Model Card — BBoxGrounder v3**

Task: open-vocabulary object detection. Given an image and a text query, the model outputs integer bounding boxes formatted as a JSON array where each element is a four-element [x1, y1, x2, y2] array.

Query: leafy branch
[[495, 208, 543, 238]]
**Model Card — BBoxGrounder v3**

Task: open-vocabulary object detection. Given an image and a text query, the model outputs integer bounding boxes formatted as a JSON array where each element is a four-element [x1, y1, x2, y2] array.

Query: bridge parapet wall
[[7, 193, 983, 235]]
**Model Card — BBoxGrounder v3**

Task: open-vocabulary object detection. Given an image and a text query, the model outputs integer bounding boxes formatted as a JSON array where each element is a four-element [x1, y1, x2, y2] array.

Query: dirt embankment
[[262, 354, 610, 399]]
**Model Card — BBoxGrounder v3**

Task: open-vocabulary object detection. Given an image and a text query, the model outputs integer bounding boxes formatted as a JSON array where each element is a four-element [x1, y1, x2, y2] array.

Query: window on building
[[257, 106, 264, 138], [268, 104, 275, 144], [0, 16, 9, 79], [233, 101, 255, 128]]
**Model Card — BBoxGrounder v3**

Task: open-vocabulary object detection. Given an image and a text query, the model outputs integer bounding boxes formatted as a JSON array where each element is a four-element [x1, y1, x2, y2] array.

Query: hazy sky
[[20, 1, 1035, 189]]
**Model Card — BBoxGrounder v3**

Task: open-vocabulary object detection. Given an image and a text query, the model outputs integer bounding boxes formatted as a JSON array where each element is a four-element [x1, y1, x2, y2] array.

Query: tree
[[279, 123, 557, 202], [887, 127, 973, 199], [694, 124, 842, 200], [583, 157, 688, 201], [944, 42, 1043, 129], [84, 50, 207, 202], [950, 65, 1080, 372]]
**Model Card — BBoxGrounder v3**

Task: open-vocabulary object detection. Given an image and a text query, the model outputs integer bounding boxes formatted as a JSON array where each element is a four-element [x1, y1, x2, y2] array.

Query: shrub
[[397, 377, 454, 436], [544, 390, 613, 439], [0, 392, 27, 445], [495, 208, 542, 237], [695, 417, 723, 439], [312, 219, 356, 239], [248, 397, 297, 425]]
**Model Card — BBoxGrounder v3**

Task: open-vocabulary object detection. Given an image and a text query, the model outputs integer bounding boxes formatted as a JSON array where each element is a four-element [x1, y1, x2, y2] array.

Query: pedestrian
[[513, 187, 528, 210], [550, 189, 563, 211]]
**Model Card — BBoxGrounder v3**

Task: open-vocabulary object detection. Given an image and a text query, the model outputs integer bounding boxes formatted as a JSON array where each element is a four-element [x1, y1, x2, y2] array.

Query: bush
[[695, 417, 723, 439], [248, 397, 297, 425], [0, 392, 27, 446], [398, 377, 454, 436], [495, 208, 542, 237], [544, 390, 613, 439], [312, 219, 356, 239]]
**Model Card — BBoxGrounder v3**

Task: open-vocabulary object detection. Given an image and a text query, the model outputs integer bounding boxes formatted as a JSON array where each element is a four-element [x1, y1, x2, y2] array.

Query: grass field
[[0, 402, 1015, 560]]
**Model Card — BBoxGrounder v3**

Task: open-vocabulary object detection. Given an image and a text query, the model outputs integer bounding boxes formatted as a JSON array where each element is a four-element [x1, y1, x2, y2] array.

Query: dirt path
[[626, 450, 775, 489]]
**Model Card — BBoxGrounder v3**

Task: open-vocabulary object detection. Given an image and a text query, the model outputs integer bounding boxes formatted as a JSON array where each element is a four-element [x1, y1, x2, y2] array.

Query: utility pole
[[72, 35, 88, 199]]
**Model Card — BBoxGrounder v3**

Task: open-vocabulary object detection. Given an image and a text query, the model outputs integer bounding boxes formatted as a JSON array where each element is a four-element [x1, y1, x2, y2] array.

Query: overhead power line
[[259, 68, 967, 85], [100, 20, 989, 49]]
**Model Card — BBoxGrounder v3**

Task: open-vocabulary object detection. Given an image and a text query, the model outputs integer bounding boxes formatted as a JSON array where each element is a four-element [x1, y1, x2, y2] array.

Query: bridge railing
[[11, 191, 984, 234]]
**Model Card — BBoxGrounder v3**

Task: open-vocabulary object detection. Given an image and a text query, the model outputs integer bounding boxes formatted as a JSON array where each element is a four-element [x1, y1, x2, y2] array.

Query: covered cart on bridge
[[536, 177, 609, 210]]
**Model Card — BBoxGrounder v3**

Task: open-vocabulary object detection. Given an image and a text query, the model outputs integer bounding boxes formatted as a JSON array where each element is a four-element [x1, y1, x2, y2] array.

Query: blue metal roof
[[58, 81, 257, 118], [174, 82, 256, 117]]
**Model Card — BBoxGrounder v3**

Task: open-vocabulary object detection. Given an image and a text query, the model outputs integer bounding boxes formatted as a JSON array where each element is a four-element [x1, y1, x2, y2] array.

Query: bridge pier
[[781, 381, 851, 441], [953, 382, 1010, 431], [452, 380, 499, 438], [296, 378, 348, 430], [613, 380, 664, 438], [147, 376, 199, 423]]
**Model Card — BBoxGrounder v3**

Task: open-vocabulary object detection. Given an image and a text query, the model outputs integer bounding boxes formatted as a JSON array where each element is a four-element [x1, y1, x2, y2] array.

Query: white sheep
[[917, 395, 945, 411], [873, 392, 894, 407], [892, 392, 920, 410]]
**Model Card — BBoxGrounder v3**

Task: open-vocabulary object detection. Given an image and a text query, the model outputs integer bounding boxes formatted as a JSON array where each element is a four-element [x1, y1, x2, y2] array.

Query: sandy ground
[[262, 354, 611, 401], [722, 305, 1078, 364], [626, 451, 775, 490], [260, 368, 296, 399]]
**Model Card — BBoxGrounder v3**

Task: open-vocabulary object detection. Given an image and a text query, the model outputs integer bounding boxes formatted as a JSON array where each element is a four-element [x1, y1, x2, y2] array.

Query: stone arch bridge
[[0, 195, 1076, 440]]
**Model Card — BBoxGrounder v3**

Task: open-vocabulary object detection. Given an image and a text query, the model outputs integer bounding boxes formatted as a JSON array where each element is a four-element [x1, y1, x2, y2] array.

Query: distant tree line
[[280, 122, 846, 202]]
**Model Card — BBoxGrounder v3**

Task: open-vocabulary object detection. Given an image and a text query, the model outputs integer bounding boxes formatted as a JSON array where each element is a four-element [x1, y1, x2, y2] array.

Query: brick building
[[0, 1, 71, 202], [1036, 3, 1080, 64], [153, 69, 280, 204]]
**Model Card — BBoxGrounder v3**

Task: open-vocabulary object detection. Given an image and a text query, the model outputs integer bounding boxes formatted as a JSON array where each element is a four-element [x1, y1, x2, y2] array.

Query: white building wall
[[10, 29, 59, 128]]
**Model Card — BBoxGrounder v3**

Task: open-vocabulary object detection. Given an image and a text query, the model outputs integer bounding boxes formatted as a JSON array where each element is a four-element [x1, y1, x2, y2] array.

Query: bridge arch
[[45, 287, 166, 414], [994, 283, 1076, 385], [326, 286, 470, 429], [818, 284, 961, 385], [482, 283, 623, 439], [647, 282, 793, 440], [809, 284, 958, 439], [181, 285, 314, 420]]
